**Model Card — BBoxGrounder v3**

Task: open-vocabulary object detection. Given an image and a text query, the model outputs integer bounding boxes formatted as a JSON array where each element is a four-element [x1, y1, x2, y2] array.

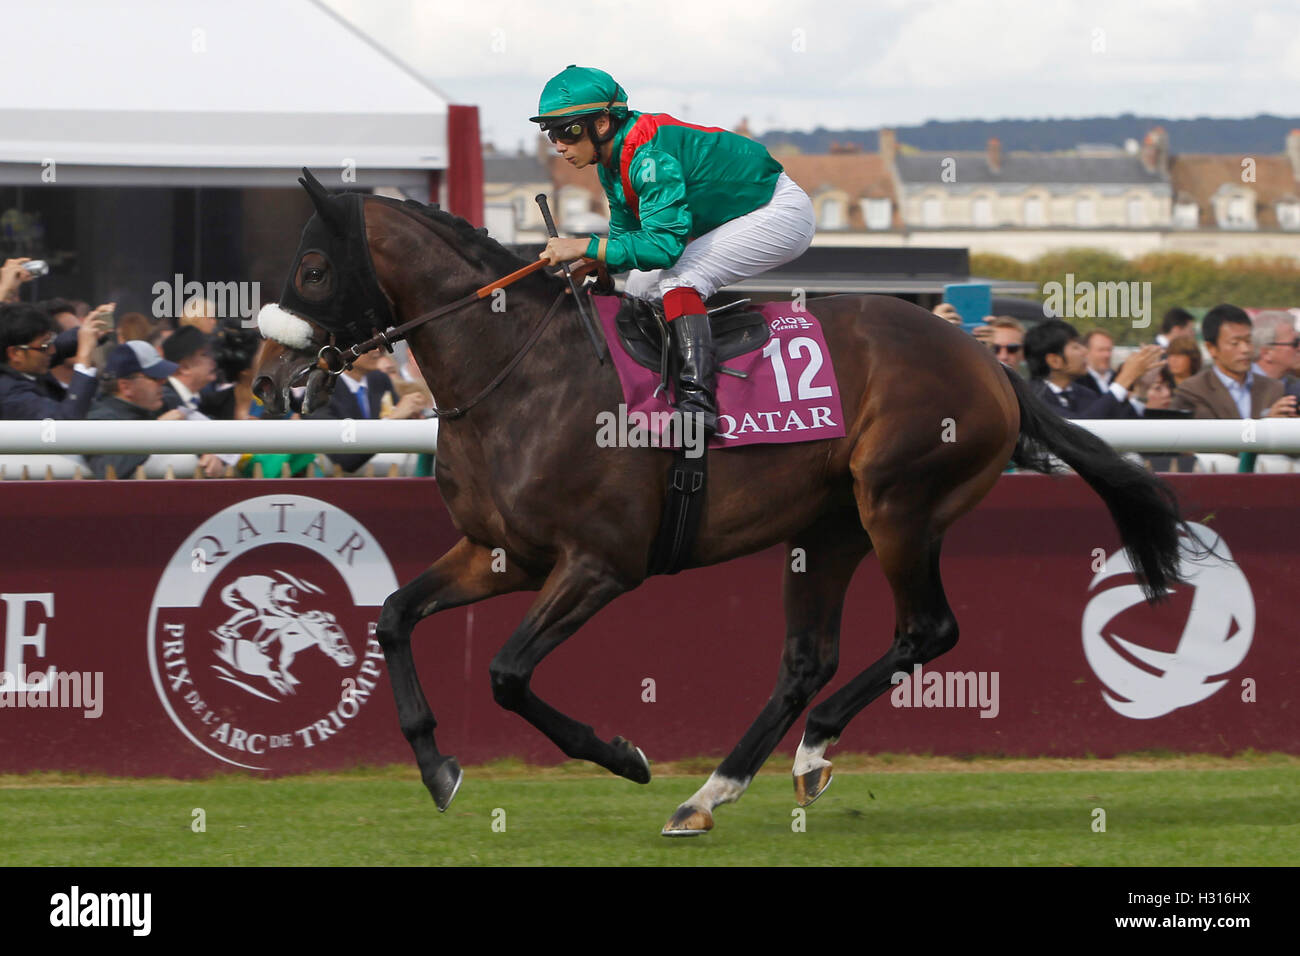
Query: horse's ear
[[299, 167, 347, 234]]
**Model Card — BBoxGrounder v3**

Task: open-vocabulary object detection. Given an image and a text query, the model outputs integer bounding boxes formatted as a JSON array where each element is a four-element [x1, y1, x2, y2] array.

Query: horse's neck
[[407, 277, 589, 414]]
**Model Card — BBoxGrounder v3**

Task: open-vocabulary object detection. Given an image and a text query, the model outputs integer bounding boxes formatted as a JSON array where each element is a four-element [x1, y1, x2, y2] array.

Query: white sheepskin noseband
[[257, 303, 317, 351]]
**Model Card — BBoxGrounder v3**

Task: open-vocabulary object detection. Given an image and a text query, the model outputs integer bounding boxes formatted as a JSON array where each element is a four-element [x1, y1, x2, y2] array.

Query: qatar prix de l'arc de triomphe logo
[[148, 495, 398, 769], [1082, 522, 1254, 720]]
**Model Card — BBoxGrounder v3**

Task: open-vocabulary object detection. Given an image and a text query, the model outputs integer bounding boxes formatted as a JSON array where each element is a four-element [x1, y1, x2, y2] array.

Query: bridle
[[291, 258, 571, 421]]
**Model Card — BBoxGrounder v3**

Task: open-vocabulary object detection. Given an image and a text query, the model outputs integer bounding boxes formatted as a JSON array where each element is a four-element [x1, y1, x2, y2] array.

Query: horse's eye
[[305, 268, 324, 283]]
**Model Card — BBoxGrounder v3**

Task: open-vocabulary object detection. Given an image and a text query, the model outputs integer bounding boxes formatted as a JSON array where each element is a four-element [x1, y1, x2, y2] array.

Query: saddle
[[613, 295, 771, 382]]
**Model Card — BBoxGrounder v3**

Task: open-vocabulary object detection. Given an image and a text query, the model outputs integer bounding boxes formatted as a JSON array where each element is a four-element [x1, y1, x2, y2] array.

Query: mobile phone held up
[[21, 260, 49, 277], [943, 283, 992, 332]]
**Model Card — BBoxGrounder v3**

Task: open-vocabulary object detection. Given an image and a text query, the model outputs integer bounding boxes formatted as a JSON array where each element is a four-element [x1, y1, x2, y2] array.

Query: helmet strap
[[586, 111, 621, 146]]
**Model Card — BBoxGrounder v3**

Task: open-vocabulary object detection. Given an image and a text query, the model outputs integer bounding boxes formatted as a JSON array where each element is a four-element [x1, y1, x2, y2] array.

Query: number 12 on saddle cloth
[[592, 297, 847, 448]]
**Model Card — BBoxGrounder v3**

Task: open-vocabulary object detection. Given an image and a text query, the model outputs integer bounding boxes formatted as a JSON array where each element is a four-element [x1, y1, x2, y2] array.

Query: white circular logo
[[148, 495, 397, 769], [1082, 522, 1254, 719]]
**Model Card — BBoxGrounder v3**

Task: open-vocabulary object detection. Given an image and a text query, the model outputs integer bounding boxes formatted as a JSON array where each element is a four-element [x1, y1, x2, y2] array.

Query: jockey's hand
[[539, 237, 591, 267]]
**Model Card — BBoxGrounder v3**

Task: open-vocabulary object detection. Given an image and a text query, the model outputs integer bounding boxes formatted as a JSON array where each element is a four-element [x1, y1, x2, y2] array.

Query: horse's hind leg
[[795, 520, 957, 803], [375, 537, 538, 811], [663, 512, 870, 836]]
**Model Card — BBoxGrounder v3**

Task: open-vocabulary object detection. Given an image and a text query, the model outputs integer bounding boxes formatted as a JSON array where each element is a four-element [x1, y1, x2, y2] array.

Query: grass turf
[[1, 754, 1296, 866]]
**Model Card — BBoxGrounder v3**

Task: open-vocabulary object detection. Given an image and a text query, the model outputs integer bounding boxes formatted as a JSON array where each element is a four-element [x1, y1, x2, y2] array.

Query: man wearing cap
[[0, 302, 110, 419], [83, 341, 189, 479], [530, 65, 816, 437]]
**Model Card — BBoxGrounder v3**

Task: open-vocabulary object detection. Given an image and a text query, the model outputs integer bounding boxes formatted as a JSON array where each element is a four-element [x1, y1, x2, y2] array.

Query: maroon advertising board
[[0, 475, 1294, 777]]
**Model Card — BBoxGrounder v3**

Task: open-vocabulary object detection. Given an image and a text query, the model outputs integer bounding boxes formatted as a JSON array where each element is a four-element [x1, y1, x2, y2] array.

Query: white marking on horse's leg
[[683, 772, 751, 811], [792, 734, 833, 776]]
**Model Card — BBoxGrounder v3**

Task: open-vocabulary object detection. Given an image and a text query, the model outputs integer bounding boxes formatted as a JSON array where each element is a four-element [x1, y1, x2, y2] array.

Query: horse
[[214, 608, 355, 697], [253, 173, 1191, 835]]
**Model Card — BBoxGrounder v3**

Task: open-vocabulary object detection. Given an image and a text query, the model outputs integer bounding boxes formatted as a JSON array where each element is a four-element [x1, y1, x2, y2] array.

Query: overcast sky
[[322, 0, 1300, 151]]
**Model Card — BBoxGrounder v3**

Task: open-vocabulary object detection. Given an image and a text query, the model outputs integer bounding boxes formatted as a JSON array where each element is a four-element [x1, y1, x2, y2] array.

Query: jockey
[[531, 65, 816, 436]]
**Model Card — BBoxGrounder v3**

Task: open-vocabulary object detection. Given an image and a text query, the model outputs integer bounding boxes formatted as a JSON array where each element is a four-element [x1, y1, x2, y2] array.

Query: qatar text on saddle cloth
[[593, 296, 847, 448]]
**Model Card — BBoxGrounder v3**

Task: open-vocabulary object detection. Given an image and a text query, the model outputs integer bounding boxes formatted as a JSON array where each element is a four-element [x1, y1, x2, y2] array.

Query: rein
[[298, 266, 570, 421], [315, 257, 551, 376], [425, 289, 567, 420]]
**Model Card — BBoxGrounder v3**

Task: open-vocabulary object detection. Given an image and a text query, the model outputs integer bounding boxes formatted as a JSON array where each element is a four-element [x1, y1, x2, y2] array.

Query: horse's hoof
[[612, 736, 651, 784], [794, 764, 833, 807], [424, 757, 463, 812], [661, 804, 713, 837]]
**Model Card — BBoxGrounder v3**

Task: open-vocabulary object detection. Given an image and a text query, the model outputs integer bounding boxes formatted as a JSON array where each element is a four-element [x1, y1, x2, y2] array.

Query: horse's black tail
[[1004, 366, 1188, 602]]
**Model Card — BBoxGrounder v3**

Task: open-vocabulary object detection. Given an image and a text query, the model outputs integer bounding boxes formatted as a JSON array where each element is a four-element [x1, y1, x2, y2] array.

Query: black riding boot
[[670, 312, 718, 438]]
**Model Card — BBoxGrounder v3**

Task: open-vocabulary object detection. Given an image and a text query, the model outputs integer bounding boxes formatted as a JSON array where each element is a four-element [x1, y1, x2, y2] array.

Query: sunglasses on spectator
[[1273, 339, 1300, 349], [546, 121, 587, 145], [15, 339, 55, 353], [992, 343, 1022, 355]]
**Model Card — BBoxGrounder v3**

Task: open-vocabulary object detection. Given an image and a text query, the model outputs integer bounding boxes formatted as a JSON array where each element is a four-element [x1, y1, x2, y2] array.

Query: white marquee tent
[[0, 0, 450, 187]]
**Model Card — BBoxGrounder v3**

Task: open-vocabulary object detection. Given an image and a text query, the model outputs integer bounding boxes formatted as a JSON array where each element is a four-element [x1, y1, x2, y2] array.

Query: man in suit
[[161, 326, 217, 414], [1024, 319, 1162, 419], [1075, 328, 1116, 395], [1171, 304, 1295, 419], [0, 303, 109, 419], [308, 347, 429, 473]]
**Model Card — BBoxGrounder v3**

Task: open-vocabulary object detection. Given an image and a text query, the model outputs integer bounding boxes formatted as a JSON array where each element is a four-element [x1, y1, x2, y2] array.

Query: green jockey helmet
[[529, 65, 629, 130]]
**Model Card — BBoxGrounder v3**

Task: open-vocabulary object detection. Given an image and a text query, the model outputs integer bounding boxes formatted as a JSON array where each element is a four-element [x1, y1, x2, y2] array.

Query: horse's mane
[[368, 194, 533, 275]]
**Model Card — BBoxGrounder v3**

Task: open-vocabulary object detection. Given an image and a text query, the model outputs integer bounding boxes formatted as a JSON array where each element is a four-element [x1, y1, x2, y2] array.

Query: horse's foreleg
[[375, 537, 538, 810], [663, 514, 870, 836], [487, 554, 648, 783]]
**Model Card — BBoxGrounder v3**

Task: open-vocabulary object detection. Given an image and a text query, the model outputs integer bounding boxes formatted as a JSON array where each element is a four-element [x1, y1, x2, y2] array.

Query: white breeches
[[622, 172, 816, 302]]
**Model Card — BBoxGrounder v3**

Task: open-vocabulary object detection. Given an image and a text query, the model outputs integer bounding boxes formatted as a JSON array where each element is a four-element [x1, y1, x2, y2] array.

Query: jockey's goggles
[[545, 119, 591, 144]]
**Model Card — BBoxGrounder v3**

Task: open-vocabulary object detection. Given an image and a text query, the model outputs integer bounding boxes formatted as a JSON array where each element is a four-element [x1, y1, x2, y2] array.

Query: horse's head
[[253, 168, 397, 415], [298, 608, 356, 667]]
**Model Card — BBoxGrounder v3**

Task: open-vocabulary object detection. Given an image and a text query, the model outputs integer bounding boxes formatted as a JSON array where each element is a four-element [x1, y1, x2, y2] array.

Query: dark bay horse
[[254, 177, 1189, 835]]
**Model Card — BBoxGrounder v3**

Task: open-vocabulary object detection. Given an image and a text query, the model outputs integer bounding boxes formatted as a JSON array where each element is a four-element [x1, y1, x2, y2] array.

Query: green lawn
[[2, 757, 1296, 866]]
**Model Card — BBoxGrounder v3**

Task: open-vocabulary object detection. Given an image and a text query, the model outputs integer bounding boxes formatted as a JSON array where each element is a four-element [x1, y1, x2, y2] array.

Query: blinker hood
[[278, 168, 396, 348]]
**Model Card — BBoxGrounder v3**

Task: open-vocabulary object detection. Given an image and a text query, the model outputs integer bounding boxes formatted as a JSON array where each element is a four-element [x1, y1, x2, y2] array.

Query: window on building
[[1074, 198, 1096, 227], [1173, 201, 1199, 229], [561, 190, 589, 226], [1278, 201, 1300, 231], [921, 197, 943, 227], [1024, 196, 1045, 227], [862, 198, 891, 230], [1223, 194, 1253, 228], [819, 198, 846, 230], [972, 197, 993, 227], [1126, 197, 1146, 227]]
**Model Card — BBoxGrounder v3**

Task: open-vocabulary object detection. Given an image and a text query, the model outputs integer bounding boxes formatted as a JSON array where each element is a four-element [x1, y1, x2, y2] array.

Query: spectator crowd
[[936, 297, 1300, 470], [0, 256, 434, 478], [5, 250, 1298, 477]]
